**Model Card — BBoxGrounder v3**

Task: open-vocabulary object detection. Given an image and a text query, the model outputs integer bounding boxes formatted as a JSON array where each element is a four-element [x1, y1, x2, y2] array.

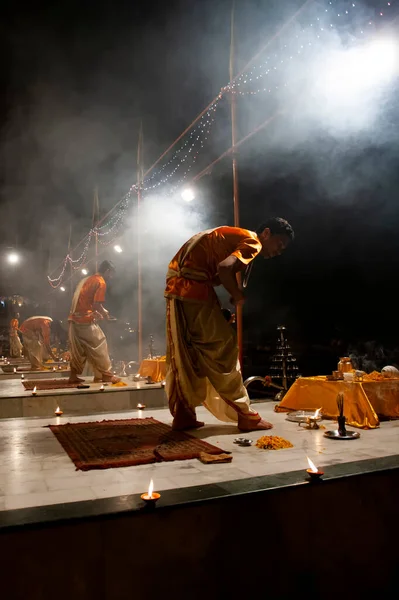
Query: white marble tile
[[91, 477, 174, 500], [3, 487, 95, 511], [3, 479, 48, 496]]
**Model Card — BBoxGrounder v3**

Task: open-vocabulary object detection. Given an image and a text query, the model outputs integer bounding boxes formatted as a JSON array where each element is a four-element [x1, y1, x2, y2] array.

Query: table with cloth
[[138, 357, 166, 382], [275, 376, 399, 429]]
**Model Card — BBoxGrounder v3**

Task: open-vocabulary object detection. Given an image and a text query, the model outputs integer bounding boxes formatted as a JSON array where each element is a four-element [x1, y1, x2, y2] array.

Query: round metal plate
[[286, 410, 322, 423], [324, 430, 360, 440]]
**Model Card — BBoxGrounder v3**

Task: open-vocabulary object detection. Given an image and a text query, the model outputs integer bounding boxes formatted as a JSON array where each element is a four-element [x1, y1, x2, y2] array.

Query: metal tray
[[234, 438, 253, 446], [324, 430, 360, 440], [286, 410, 322, 424]]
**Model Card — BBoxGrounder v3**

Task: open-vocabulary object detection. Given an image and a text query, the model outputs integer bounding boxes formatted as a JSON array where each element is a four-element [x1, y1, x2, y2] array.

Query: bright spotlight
[[60, 286, 66, 292], [181, 188, 195, 202], [81, 268, 88, 275], [7, 252, 20, 265], [114, 245, 122, 253], [320, 37, 397, 105]]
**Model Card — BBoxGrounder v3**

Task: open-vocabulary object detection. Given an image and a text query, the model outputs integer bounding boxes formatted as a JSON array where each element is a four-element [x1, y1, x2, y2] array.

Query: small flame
[[33, 386, 37, 394], [100, 384, 104, 390], [56, 406, 60, 413], [21, 374, 24, 379], [148, 479, 154, 499], [314, 408, 322, 418], [307, 456, 318, 473], [13, 367, 16, 373]]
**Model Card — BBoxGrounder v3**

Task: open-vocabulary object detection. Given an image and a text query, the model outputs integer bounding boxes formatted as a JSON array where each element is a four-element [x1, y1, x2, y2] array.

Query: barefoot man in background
[[165, 218, 294, 431], [9, 313, 23, 358], [68, 260, 120, 384]]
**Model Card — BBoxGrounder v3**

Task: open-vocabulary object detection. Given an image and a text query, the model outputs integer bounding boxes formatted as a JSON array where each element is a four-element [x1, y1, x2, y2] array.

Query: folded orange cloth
[[198, 452, 233, 464]]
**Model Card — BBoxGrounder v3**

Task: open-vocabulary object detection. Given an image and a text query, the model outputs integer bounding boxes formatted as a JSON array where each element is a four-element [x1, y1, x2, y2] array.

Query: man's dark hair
[[98, 260, 115, 274], [256, 217, 294, 241]]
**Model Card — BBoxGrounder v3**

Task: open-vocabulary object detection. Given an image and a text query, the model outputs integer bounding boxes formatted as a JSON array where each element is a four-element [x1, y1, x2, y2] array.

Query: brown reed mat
[[48, 417, 227, 470], [23, 379, 80, 390]]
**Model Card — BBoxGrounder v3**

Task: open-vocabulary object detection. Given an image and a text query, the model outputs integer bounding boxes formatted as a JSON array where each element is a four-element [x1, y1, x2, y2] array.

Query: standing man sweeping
[[165, 218, 294, 431], [68, 260, 120, 384]]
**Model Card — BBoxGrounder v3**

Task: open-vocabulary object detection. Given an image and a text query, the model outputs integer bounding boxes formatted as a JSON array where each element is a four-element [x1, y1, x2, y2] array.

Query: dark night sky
[[1, 0, 399, 370]]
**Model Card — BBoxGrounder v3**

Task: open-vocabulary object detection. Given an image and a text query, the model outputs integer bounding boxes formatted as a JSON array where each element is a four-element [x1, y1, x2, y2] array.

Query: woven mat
[[48, 417, 227, 470], [23, 379, 80, 390]]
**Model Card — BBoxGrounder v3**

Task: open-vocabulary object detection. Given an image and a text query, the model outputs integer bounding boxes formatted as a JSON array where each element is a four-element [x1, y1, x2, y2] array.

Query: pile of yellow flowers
[[255, 435, 293, 450], [112, 381, 128, 387]]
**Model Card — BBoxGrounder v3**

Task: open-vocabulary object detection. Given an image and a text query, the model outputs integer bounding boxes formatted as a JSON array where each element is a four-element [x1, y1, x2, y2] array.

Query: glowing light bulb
[[181, 188, 195, 202]]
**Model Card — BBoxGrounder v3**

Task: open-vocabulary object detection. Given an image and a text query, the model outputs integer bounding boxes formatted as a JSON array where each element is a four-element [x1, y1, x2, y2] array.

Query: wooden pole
[[93, 187, 99, 272], [68, 224, 73, 300], [229, 0, 243, 366], [137, 122, 144, 364]]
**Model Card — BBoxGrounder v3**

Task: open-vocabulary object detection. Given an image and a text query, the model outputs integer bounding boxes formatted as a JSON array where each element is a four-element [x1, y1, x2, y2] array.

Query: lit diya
[[141, 479, 160, 505], [306, 456, 324, 481], [31, 386, 37, 397], [55, 406, 63, 416]]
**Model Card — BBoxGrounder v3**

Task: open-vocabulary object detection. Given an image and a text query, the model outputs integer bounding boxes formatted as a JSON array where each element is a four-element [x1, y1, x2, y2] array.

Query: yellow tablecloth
[[138, 357, 166, 383], [275, 376, 399, 429]]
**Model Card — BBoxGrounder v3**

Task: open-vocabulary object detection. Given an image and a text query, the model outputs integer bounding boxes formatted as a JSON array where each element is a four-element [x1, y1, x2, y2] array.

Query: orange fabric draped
[[20, 318, 51, 347], [69, 274, 106, 324], [276, 376, 399, 429], [139, 358, 166, 382], [165, 226, 261, 303]]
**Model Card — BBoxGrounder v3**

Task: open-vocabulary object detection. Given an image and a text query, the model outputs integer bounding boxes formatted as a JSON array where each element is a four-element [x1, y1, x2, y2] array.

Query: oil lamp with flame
[[55, 406, 63, 416], [141, 479, 161, 505], [306, 408, 322, 429], [100, 384, 105, 391], [306, 457, 324, 481], [137, 403, 146, 410], [32, 386, 37, 397], [21, 374, 25, 380], [13, 367, 17, 374]]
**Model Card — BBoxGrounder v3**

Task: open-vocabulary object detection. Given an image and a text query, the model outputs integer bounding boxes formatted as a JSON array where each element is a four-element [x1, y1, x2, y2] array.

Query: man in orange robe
[[165, 218, 294, 431], [9, 313, 23, 358], [68, 260, 120, 384], [19, 316, 56, 369]]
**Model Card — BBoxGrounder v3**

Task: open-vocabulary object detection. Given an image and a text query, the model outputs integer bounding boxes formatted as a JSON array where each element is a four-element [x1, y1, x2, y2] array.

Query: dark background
[[1, 0, 398, 375]]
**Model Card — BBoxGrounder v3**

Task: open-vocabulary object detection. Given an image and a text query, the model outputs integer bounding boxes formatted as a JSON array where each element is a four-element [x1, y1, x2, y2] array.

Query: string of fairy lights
[[48, 0, 397, 288]]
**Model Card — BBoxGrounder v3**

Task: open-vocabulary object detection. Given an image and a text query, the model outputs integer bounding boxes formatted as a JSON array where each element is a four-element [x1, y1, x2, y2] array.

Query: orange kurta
[[165, 226, 262, 303], [20, 317, 51, 346], [69, 274, 107, 324], [9, 318, 19, 333]]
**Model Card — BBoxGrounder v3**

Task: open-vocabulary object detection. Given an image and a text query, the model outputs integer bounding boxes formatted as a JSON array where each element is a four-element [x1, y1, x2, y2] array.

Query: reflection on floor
[[0, 401, 398, 512]]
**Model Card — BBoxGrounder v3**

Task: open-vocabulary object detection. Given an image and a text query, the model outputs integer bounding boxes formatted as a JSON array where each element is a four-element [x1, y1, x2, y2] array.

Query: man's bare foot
[[238, 418, 273, 432], [172, 419, 205, 431], [68, 377, 85, 384], [102, 376, 121, 384]]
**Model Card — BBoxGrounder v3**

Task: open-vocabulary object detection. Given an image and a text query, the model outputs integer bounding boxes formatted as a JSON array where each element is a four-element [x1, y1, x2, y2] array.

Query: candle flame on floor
[[148, 479, 154, 499], [33, 386, 37, 394], [314, 408, 322, 418], [307, 456, 318, 473]]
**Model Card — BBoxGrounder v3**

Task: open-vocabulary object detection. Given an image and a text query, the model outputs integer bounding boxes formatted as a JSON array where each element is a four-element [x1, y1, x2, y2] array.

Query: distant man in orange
[[19, 316, 56, 369], [9, 313, 23, 358], [165, 218, 294, 431], [68, 260, 120, 384]]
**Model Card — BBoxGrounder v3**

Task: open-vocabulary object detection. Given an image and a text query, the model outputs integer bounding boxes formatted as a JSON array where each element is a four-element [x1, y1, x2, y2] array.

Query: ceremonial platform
[[0, 377, 167, 419], [0, 401, 398, 599]]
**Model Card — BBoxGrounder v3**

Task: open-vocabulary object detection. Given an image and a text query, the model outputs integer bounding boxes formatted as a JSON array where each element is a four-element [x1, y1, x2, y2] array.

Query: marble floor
[[0, 401, 398, 512]]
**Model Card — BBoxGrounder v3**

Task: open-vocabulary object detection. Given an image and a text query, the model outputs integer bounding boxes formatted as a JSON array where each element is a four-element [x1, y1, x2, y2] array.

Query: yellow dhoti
[[69, 322, 113, 379], [22, 332, 44, 370], [166, 295, 261, 427], [9, 333, 23, 358]]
